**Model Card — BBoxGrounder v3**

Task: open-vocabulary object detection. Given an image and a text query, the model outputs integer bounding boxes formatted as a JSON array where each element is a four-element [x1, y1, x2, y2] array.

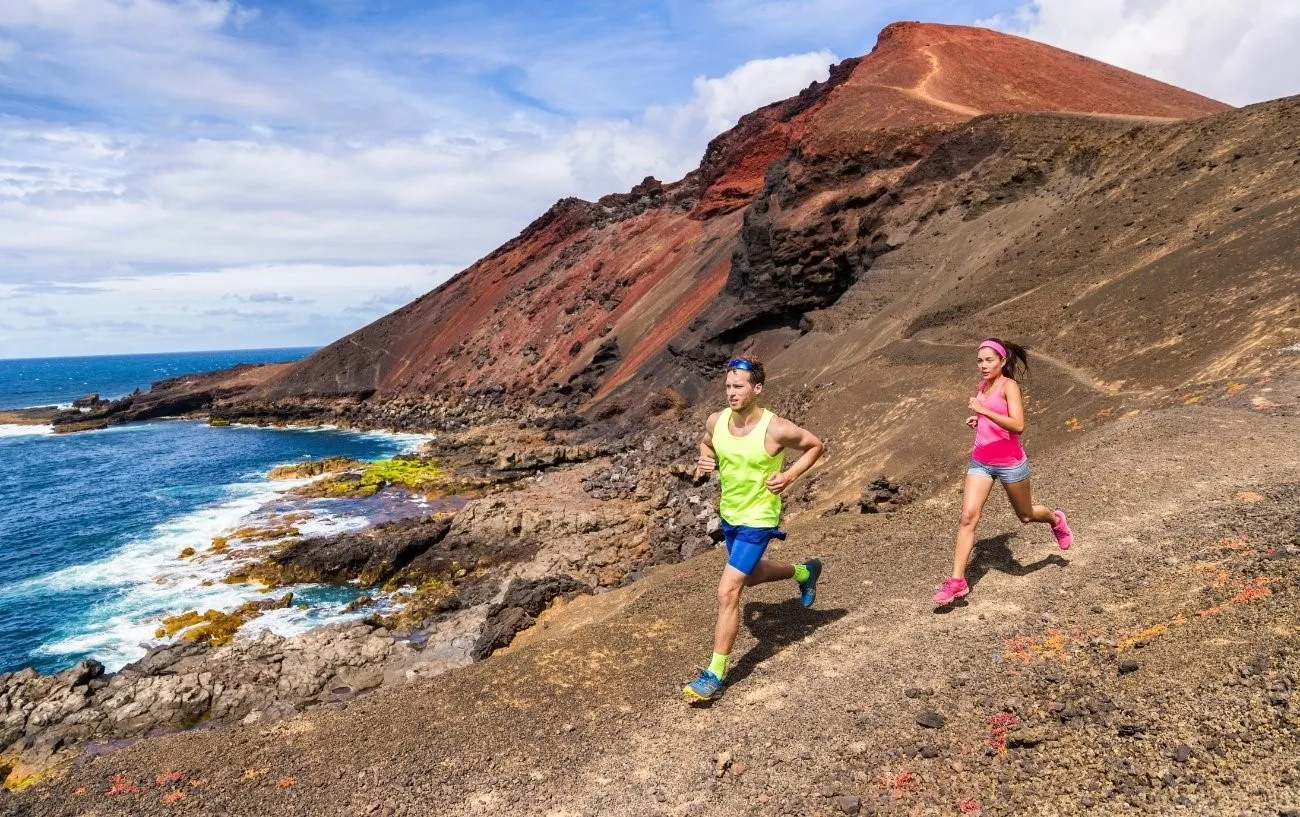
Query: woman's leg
[[1002, 478, 1056, 524], [953, 473, 996, 578]]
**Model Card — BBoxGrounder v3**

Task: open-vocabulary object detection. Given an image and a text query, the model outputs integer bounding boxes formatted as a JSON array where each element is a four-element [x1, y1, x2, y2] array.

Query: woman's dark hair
[[987, 338, 1029, 380]]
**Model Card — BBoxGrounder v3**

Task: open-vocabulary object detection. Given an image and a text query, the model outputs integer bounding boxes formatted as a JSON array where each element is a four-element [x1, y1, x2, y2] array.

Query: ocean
[[0, 349, 426, 675], [0, 347, 319, 411]]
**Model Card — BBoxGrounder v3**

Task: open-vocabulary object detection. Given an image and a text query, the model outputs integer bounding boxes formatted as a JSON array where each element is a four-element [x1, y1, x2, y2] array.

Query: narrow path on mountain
[[912, 336, 1119, 395], [879, 49, 985, 119]]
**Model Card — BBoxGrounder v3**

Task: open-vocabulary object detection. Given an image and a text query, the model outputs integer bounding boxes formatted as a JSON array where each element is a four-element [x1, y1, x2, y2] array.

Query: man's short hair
[[726, 357, 765, 385]]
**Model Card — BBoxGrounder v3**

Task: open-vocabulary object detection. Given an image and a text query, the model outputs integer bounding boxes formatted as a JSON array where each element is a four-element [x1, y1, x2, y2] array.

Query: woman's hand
[[967, 397, 988, 416], [965, 414, 978, 430]]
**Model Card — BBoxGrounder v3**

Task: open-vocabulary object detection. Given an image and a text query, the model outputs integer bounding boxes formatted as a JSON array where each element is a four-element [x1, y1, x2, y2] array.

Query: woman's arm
[[967, 379, 1026, 434]]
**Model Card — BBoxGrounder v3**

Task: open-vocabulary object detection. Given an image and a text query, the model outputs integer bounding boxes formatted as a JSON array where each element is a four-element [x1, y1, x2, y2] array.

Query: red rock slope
[[252, 22, 1228, 407]]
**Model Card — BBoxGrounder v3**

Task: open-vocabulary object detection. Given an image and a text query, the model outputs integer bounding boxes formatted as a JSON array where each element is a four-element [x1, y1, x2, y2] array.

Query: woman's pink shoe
[[1051, 510, 1073, 550], [933, 577, 969, 605]]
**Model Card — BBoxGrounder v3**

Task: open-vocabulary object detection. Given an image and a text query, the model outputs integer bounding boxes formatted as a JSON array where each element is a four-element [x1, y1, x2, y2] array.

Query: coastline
[[0, 380, 727, 787]]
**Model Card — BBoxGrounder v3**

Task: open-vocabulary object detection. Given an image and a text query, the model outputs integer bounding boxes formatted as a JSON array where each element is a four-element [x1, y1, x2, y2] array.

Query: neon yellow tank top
[[712, 407, 784, 527]]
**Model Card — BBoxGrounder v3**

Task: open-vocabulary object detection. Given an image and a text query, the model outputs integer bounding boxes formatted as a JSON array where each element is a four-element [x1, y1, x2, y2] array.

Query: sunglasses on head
[[726, 359, 754, 372]]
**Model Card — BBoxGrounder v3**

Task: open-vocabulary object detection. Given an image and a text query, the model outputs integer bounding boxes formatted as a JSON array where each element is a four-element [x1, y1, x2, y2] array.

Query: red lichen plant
[[106, 774, 139, 797], [988, 712, 1020, 754], [1198, 576, 1277, 616], [878, 768, 918, 800]]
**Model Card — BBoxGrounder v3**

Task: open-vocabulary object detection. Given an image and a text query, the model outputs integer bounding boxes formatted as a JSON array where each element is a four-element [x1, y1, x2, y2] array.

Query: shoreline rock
[[0, 412, 722, 785], [0, 407, 62, 426], [1, 382, 738, 790], [0, 573, 588, 788]]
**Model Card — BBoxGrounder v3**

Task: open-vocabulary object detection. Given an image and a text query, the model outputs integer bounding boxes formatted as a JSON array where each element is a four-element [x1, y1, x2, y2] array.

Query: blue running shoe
[[682, 669, 724, 702], [798, 558, 822, 608]]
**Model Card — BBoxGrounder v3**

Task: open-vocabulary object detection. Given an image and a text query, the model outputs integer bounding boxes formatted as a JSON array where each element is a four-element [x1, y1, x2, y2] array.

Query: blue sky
[[0, 0, 1296, 358]]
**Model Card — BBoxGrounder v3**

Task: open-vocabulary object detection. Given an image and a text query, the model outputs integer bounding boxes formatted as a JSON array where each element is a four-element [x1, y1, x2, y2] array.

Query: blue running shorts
[[721, 520, 786, 575]]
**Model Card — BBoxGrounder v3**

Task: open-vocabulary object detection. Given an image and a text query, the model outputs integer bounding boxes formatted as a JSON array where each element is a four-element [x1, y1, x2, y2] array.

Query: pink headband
[[978, 339, 1006, 359]]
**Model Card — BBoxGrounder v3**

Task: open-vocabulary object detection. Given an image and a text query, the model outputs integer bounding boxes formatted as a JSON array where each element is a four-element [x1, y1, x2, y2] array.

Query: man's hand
[[765, 470, 793, 495], [965, 414, 978, 430], [696, 454, 717, 475]]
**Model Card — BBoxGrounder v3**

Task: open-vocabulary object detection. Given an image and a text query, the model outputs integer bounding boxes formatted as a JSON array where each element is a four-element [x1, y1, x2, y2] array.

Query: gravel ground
[[4, 406, 1297, 817]]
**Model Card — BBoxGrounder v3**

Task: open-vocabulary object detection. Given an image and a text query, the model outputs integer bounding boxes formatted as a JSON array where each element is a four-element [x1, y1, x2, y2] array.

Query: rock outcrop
[[46, 362, 295, 433], [0, 577, 592, 781]]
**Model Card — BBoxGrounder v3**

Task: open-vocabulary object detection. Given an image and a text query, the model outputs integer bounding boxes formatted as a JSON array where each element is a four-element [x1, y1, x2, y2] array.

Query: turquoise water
[[0, 348, 424, 675]]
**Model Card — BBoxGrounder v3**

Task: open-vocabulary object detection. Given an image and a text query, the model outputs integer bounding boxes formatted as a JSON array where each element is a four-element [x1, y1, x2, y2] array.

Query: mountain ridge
[[244, 21, 1230, 410]]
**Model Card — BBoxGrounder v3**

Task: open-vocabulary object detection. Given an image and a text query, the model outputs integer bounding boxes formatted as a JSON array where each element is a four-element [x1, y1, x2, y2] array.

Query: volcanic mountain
[[246, 22, 1232, 411]]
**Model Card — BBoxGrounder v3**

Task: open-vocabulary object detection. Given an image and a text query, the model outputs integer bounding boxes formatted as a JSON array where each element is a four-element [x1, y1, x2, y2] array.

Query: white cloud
[[0, 0, 291, 117], [0, 4, 836, 357], [0, 263, 454, 357], [659, 51, 837, 136], [986, 0, 1300, 106], [0, 2, 839, 357]]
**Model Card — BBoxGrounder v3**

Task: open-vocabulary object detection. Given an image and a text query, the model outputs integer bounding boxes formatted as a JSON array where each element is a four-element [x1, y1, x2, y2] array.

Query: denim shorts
[[967, 457, 1031, 484], [720, 520, 786, 575]]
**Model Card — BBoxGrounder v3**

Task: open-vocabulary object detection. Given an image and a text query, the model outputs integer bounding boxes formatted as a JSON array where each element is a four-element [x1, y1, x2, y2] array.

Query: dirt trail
[[912, 337, 1118, 396], [910, 49, 984, 118], [10, 404, 1297, 817], [877, 49, 985, 119]]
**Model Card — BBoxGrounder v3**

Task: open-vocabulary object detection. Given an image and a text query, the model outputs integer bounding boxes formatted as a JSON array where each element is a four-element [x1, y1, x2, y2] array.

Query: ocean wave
[[241, 601, 367, 640], [17, 480, 278, 595], [23, 473, 373, 670], [8, 424, 432, 671], [0, 424, 53, 437]]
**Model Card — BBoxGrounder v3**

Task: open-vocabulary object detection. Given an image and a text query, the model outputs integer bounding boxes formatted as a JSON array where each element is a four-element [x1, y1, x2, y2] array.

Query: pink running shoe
[[1051, 510, 1073, 550], [933, 577, 969, 605]]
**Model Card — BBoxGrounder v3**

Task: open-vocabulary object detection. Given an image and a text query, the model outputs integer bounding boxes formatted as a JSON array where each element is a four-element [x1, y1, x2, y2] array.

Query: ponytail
[[985, 337, 1029, 380]]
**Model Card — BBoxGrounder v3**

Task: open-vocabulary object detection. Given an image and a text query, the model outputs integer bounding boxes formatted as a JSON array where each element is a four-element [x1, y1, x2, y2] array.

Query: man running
[[682, 357, 825, 702]]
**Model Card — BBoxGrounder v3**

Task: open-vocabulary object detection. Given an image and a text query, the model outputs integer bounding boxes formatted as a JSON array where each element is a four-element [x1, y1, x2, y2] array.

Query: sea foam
[[0, 424, 53, 437]]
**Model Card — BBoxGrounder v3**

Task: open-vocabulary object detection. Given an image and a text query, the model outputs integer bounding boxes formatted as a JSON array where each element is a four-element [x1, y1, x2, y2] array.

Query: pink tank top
[[972, 378, 1026, 466]]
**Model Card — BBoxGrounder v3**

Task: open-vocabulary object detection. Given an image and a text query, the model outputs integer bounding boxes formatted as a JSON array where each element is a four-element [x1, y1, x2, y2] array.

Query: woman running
[[933, 338, 1073, 606]]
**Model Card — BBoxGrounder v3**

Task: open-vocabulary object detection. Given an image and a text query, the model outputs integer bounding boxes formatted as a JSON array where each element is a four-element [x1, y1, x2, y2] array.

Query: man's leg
[[684, 524, 764, 701], [685, 529, 825, 700], [713, 566, 750, 657], [749, 555, 821, 607], [684, 565, 748, 702], [744, 558, 794, 586]]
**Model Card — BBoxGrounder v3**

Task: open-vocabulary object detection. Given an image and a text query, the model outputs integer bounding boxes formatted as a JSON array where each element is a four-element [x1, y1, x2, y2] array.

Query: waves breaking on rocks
[[0, 420, 429, 676]]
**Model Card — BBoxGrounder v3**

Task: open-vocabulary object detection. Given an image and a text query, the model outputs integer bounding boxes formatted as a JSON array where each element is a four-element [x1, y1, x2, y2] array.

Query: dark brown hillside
[[620, 97, 1297, 415]]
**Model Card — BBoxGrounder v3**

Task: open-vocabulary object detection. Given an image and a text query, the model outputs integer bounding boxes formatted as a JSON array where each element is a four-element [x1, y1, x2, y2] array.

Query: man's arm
[[695, 411, 722, 482], [764, 416, 824, 495]]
